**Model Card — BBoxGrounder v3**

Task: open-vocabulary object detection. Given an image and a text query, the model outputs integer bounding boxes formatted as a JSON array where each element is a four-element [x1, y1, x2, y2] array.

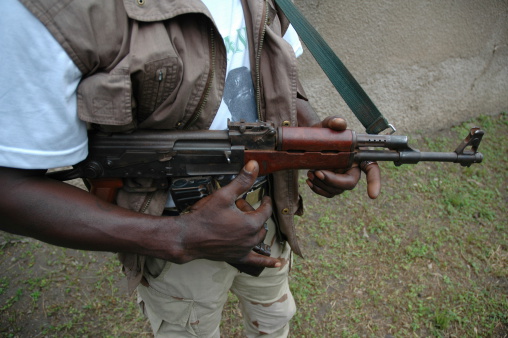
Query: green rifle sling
[[275, 0, 394, 134]]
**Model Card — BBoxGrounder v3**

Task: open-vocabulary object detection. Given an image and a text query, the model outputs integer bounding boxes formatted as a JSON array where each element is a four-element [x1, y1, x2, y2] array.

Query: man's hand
[[0, 163, 280, 270], [306, 117, 381, 199], [175, 161, 281, 268]]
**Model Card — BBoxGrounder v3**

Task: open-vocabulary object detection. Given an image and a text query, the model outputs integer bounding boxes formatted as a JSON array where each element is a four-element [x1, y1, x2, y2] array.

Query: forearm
[[0, 167, 179, 259], [0, 163, 280, 268]]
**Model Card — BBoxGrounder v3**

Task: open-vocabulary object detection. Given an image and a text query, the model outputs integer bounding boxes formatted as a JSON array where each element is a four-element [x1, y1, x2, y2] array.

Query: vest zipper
[[255, 0, 269, 122], [140, 191, 155, 214], [183, 24, 216, 130], [153, 69, 164, 112]]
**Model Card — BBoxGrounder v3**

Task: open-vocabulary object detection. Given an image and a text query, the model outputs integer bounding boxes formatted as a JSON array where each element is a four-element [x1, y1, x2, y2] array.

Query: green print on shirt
[[222, 27, 248, 61]]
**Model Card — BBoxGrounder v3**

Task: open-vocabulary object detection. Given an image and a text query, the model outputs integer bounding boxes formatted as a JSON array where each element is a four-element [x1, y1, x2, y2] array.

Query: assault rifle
[[47, 120, 483, 276], [49, 120, 484, 207]]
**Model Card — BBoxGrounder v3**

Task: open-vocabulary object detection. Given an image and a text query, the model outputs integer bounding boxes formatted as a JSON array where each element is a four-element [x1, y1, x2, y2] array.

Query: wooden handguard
[[244, 127, 355, 175]]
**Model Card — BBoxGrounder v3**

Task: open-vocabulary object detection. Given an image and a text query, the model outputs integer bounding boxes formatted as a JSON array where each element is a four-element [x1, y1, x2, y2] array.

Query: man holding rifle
[[0, 1, 380, 336]]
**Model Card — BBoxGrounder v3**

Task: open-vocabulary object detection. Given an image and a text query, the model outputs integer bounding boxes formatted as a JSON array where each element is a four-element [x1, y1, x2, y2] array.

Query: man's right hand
[[0, 162, 281, 270], [172, 160, 281, 268]]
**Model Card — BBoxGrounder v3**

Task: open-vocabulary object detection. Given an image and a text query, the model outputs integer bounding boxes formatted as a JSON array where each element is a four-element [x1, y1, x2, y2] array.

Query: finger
[[328, 117, 347, 131], [306, 172, 343, 198], [306, 178, 343, 198], [308, 168, 360, 193], [237, 251, 282, 268], [235, 195, 271, 248], [362, 162, 381, 199], [317, 116, 347, 131], [305, 172, 334, 197], [250, 196, 272, 232], [235, 198, 256, 212], [222, 160, 259, 200], [234, 195, 272, 244]]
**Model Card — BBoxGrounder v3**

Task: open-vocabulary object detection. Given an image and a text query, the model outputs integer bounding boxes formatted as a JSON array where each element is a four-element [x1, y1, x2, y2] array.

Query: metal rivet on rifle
[[136, 0, 145, 6], [282, 121, 290, 126], [281, 208, 290, 215]]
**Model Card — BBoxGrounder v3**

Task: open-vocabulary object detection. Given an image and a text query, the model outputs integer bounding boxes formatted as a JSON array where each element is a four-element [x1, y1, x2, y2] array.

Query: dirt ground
[[1, 113, 506, 337]]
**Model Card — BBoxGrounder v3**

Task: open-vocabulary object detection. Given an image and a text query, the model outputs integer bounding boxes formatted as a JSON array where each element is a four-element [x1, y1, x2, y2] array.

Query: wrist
[[142, 214, 189, 264]]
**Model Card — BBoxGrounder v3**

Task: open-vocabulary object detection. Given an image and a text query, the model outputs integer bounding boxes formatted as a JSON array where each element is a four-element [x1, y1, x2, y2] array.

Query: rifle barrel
[[354, 150, 483, 166]]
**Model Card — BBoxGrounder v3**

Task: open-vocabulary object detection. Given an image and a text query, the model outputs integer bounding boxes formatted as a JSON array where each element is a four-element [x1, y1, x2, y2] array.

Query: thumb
[[223, 160, 259, 199], [313, 116, 347, 131]]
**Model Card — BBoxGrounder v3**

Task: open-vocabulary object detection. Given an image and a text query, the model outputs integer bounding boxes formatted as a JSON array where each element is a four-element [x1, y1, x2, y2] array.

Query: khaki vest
[[21, 0, 320, 291]]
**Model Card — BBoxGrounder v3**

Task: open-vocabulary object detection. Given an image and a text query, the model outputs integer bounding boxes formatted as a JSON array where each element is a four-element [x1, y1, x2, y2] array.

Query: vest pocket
[[135, 57, 182, 124], [77, 70, 133, 127]]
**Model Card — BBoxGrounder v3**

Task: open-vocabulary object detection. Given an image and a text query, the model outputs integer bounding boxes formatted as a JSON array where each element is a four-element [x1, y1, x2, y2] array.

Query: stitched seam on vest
[[19, 0, 88, 73], [138, 60, 179, 124]]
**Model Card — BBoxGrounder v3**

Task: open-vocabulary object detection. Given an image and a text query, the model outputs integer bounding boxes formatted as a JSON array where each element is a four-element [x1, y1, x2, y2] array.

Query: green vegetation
[[1, 113, 506, 337]]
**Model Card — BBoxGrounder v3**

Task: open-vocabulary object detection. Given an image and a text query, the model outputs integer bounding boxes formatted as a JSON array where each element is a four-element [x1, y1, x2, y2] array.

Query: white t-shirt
[[203, 0, 303, 130], [0, 0, 302, 169], [0, 0, 87, 169]]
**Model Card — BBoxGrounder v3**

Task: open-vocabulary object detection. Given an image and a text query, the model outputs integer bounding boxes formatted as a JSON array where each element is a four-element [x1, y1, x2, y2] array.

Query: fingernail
[[244, 161, 255, 173], [333, 118, 347, 129], [275, 262, 281, 267], [316, 171, 325, 180]]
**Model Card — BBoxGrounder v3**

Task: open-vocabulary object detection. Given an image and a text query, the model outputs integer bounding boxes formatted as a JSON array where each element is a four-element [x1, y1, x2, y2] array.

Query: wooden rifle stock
[[47, 121, 484, 200], [88, 178, 123, 203], [245, 128, 354, 175], [45, 121, 484, 277]]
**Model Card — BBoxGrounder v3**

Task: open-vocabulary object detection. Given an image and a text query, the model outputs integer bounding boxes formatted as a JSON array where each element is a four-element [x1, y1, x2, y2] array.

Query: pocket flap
[[77, 72, 133, 126]]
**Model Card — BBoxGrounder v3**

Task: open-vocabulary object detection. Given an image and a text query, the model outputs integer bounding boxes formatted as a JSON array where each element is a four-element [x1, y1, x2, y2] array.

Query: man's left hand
[[306, 116, 381, 199]]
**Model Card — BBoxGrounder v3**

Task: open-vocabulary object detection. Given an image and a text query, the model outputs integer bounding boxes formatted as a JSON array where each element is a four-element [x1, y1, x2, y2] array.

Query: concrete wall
[[294, 0, 508, 133]]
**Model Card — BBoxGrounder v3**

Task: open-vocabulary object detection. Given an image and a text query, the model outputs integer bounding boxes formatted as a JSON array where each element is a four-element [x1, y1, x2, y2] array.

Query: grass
[[0, 113, 506, 337]]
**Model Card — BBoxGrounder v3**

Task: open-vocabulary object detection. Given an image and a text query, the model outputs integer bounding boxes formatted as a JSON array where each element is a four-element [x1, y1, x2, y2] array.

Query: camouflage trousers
[[137, 216, 295, 337]]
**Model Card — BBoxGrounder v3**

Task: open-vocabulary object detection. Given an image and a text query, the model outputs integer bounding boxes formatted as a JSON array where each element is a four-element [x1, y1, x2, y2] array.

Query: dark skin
[[0, 161, 279, 267], [306, 116, 381, 199], [0, 108, 381, 269], [297, 99, 382, 200]]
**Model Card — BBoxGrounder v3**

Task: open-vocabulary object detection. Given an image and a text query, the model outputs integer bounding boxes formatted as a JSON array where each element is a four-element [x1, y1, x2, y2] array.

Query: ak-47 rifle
[[48, 120, 484, 208], [47, 120, 484, 276]]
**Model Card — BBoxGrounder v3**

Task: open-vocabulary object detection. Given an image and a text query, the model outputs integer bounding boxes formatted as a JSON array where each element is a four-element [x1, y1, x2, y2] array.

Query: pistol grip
[[88, 178, 124, 203]]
